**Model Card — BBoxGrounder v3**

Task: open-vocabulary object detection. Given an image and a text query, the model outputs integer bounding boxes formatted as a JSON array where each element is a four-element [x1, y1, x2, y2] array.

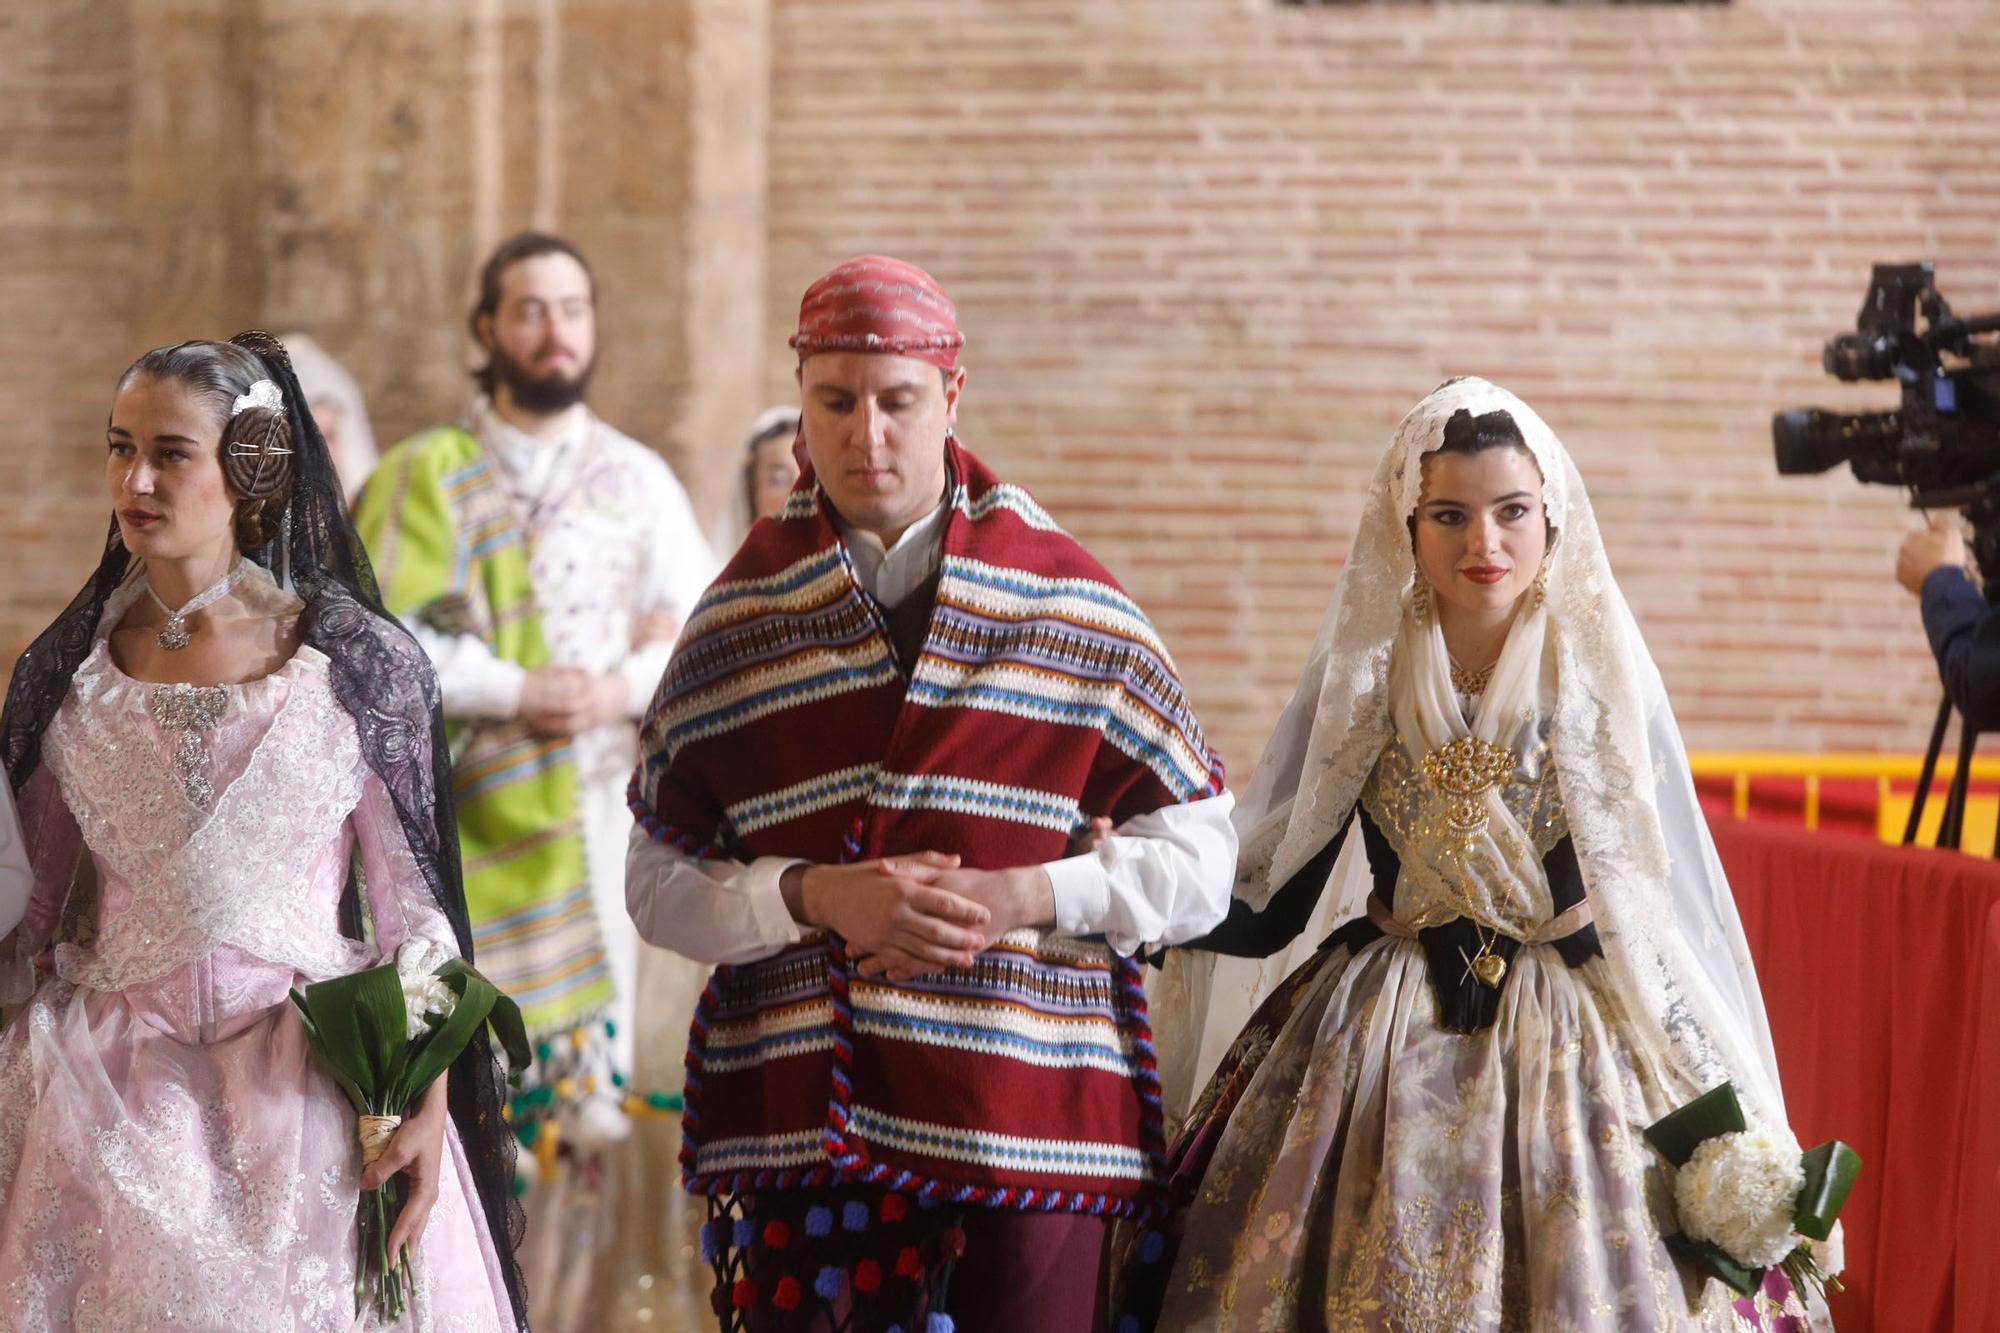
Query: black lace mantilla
[[0, 331, 529, 1328]]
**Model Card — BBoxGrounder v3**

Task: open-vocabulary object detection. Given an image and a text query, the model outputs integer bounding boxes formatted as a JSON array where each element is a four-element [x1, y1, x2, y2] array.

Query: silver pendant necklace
[[145, 560, 247, 651]]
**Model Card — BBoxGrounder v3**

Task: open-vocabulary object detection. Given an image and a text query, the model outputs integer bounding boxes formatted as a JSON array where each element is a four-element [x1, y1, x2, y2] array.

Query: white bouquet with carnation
[[292, 937, 528, 1320], [1644, 1083, 1857, 1302], [1675, 1125, 1808, 1269], [394, 939, 460, 1040]]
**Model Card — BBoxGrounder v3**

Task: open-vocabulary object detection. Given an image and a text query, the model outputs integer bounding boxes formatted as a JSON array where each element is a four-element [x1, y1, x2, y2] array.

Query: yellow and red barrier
[[1689, 752, 2000, 857]]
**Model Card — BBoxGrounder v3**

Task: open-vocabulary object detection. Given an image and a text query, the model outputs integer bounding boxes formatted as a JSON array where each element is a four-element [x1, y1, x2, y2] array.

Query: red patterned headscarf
[[789, 255, 965, 369]]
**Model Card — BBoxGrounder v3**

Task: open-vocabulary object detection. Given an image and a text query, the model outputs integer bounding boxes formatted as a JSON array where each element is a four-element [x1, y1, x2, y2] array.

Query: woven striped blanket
[[631, 439, 1222, 1217]]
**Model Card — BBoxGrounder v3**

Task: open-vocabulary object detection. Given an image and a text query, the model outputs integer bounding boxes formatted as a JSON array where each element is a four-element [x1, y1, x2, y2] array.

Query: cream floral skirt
[[1146, 936, 1809, 1332]]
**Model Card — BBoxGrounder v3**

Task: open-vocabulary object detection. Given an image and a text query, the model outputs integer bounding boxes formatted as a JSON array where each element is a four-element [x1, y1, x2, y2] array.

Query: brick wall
[[765, 0, 2000, 771], [0, 0, 139, 670], [3, 0, 1998, 778], [0, 0, 770, 697]]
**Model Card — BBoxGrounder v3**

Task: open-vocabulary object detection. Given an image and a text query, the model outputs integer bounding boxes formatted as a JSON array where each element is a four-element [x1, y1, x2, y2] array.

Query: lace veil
[[0, 332, 527, 1326], [1158, 376, 1787, 1134]]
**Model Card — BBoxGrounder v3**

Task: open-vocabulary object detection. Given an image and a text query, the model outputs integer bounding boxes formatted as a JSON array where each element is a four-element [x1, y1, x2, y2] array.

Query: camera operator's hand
[[1896, 518, 1966, 595]]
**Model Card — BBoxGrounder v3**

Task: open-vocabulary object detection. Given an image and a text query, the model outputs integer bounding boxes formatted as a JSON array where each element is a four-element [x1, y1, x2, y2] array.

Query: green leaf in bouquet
[[438, 958, 529, 1076], [295, 962, 408, 1109], [480, 985, 531, 1081], [1793, 1139, 1861, 1241], [391, 959, 530, 1103], [1644, 1082, 1746, 1169], [1664, 1232, 1765, 1297], [353, 993, 401, 1111], [289, 991, 367, 1113]]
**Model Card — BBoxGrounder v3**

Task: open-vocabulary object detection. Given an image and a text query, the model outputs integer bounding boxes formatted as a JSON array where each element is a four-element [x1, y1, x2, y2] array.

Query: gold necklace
[[1448, 657, 1495, 696], [1459, 922, 1508, 989]]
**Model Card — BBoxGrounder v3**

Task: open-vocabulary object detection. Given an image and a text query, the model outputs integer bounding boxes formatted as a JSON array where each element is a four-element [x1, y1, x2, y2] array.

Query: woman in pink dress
[[0, 333, 526, 1330]]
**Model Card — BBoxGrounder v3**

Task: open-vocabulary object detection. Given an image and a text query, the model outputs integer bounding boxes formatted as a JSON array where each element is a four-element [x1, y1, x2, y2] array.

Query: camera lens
[[1772, 410, 1847, 474], [1824, 334, 1897, 382]]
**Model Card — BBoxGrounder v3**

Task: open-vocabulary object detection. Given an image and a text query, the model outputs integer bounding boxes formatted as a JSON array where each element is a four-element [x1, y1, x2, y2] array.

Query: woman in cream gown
[[1132, 378, 1828, 1332]]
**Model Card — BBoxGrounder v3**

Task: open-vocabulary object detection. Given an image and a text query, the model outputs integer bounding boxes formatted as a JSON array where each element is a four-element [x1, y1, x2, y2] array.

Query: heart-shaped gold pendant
[[1471, 952, 1508, 989]]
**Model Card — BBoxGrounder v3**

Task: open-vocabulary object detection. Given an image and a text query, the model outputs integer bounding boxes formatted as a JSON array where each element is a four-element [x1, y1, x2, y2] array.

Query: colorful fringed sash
[[355, 426, 607, 1039]]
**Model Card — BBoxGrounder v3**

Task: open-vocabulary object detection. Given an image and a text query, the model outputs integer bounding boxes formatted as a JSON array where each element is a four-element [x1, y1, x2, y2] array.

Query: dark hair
[[1411, 405, 1556, 547], [1436, 407, 1528, 456], [120, 340, 297, 549], [467, 231, 595, 394], [18, 331, 532, 1321]]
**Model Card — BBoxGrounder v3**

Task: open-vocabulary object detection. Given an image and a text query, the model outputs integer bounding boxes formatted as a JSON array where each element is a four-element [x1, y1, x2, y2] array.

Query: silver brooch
[[149, 683, 230, 808]]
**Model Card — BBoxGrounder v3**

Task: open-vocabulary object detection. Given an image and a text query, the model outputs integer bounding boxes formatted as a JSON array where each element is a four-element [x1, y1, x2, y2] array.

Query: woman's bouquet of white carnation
[[1645, 1083, 1859, 1302], [292, 938, 529, 1321], [397, 941, 461, 1039]]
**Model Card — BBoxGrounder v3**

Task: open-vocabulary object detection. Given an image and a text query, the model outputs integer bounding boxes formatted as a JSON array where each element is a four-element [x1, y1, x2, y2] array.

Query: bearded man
[[356, 230, 719, 1327]]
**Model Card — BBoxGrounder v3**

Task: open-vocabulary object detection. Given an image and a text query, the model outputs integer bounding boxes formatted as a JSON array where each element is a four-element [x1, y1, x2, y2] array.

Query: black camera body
[[1782, 264, 2000, 849], [1775, 262, 2000, 592]]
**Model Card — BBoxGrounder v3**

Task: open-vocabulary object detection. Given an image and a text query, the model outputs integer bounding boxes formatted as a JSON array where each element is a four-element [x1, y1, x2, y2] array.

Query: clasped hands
[[779, 818, 1114, 983], [519, 665, 625, 737], [516, 609, 681, 738]]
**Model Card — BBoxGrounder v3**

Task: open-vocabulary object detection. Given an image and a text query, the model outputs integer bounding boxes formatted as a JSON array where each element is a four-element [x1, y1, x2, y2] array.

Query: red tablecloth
[[1713, 817, 2000, 1333]]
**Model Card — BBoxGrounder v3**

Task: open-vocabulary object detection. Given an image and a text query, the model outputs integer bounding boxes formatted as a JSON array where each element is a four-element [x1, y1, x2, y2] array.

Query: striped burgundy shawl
[[631, 438, 1222, 1217]]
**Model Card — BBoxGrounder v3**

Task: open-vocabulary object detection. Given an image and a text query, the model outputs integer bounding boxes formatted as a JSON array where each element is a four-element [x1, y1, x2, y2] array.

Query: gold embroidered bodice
[[1359, 720, 1569, 938]]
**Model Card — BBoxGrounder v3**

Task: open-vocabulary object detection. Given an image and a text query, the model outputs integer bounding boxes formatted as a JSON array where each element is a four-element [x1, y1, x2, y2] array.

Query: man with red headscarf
[[625, 256, 1236, 1331]]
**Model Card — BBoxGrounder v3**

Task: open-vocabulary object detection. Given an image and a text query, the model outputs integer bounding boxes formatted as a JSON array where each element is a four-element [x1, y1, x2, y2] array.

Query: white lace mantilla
[[1213, 376, 1790, 1133]]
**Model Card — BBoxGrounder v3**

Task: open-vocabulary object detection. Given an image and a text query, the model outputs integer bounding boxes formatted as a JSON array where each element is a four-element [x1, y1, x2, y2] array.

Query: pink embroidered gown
[[0, 636, 517, 1331]]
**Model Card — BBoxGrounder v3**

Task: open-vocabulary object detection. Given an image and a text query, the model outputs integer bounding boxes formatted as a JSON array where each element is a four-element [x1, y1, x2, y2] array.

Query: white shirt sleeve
[[1042, 791, 1238, 957], [625, 791, 1237, 965], [619, 457, 722, 718], [0, 777, 29, 943], [641, 463, 723, 628], [625, 824, 805, 965], [618, 640, 677, 719], [405, 620, 527, 720]]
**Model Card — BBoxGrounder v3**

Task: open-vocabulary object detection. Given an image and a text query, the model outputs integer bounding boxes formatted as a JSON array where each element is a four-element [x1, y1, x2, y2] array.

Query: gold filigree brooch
[[1419, 734, 1519, 842]]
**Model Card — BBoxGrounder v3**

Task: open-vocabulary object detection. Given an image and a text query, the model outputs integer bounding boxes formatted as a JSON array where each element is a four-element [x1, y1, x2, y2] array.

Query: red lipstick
[[1461, 565, 1508, 586]]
